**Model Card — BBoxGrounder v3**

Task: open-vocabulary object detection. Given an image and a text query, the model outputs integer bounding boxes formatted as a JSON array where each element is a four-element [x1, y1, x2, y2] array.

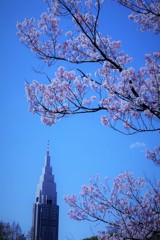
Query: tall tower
[[32, 143, 59, 240]]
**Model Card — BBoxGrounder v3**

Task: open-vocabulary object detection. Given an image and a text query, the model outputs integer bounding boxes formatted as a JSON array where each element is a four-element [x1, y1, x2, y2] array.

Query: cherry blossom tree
[[17, 0, 160, 166], [64, 172, 160, 239], [117, 0, 160, 33], [16, 0, 160, 136]]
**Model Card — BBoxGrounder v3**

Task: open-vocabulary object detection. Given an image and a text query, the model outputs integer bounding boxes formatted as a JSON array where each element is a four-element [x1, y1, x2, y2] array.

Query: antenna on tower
[[47, 140, 50, 156]]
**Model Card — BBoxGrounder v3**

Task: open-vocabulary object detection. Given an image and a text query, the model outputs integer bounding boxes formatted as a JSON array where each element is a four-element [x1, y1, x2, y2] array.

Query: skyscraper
[[32, 144, 59, 240]]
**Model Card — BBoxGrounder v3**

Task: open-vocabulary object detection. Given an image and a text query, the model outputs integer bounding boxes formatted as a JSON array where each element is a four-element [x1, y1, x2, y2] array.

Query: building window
[[47, 199, 52, 205]]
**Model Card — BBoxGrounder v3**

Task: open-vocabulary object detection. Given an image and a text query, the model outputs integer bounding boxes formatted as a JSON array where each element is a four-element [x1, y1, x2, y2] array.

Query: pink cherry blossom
[[64, 172, 160, 239], [17, 0, 160, 167], [17, 0, 160, 136], [146, 146, 160, 166], [116, 0, 160, 33]]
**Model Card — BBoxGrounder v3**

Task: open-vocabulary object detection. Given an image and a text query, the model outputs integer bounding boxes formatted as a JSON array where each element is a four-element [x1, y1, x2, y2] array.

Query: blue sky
[[0, 0, 159, 239]]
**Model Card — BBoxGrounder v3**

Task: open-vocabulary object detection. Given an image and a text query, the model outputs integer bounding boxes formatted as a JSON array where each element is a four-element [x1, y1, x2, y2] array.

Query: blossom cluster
[[146, 146, 160, 166], [64, 172, 160, 239], [100, 52, 160, 133], [17, 0, 160, 135], [17, 0, 106, 66], [116, 0, 160, 33], [25, 51, 160, 134]]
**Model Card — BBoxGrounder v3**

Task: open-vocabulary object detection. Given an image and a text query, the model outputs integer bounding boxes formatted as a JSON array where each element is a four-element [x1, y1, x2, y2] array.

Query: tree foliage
[[0, 221, 25, 240], [64, 172, 160, 240]]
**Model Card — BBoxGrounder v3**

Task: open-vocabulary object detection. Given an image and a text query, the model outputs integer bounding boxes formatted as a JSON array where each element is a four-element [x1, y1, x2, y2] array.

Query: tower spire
[[47, 140, 50, 156], [45, 140, 50, 168], [33, 143, 59, 240]]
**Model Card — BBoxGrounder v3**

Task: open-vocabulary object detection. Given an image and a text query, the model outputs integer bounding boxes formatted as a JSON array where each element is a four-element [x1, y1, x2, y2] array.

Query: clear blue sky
[[0, 0, 159, 239]]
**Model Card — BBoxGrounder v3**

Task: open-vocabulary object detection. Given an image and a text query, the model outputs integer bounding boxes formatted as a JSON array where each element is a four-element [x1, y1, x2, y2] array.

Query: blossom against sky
[[0, 0, 159, 239]]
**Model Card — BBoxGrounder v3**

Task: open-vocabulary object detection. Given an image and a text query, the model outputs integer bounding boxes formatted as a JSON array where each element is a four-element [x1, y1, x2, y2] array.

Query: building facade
[[32, 145, 59, 240]]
